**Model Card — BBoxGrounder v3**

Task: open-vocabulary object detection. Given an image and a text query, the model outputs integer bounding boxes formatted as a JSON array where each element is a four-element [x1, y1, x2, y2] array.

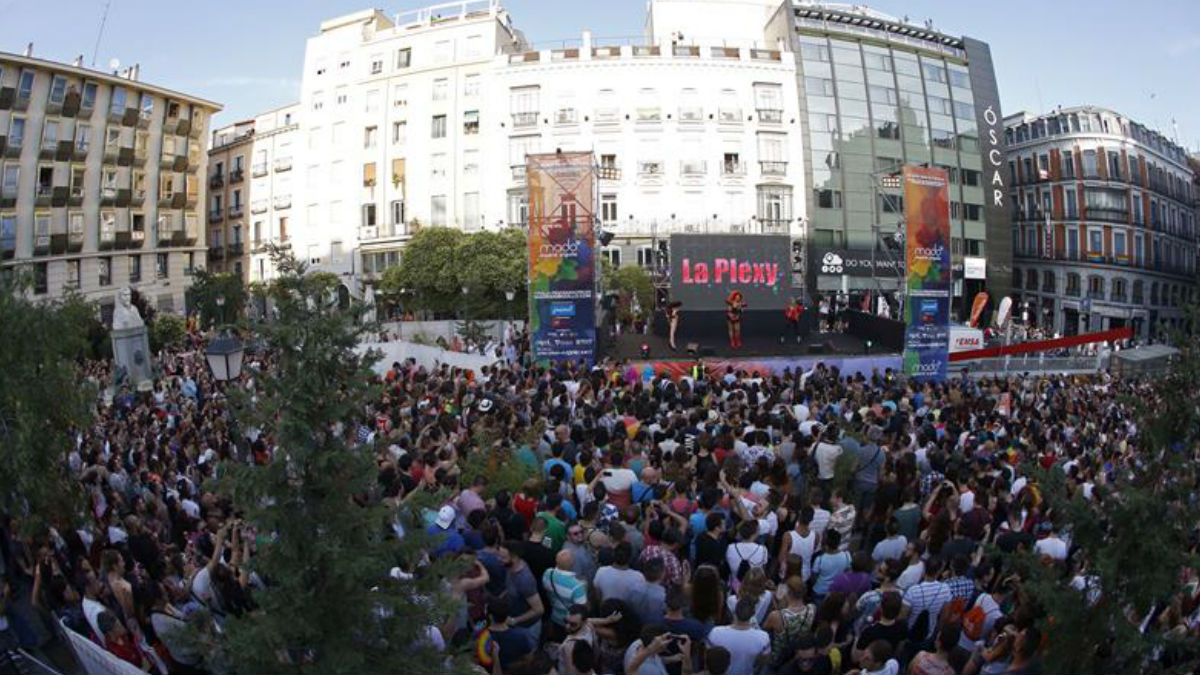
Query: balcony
[[177, 116, 192, 137], [555, 109, 578, 125], [121, 107, 138, 127], [592, 46, 621, 59], [360, 223, 407, 241], [229, 168, 244, 184], [636, 108, 662, 124], [69, 139, 88, 161], [163, 113, 182, 134], [597, 165, 621, 181], [711, 46, 740, 59], [638, 161, 664, 176], [55, 140, 73, 162], [721, 161, 746, 177], [760, 160, 788, 176], [679, 160, 707, 176], [756, 108, 783, 124], [511, 165, 526, 182], [34, 232, 50, 255], [117, 147, 134, 167], [252, 162, 268, 177], [750, 49, 782, 62], [100, 186, 118, 206], [0, 185, 16, 208], [509, 51, 540, 64], [251, 199, 268, 214], [209, 209, 224, 223], [208, 245, 225, 261], [132, 144, 148, 165], [718, 108, 742, 124], [594, 108, 620, 126], [0, 86, 15, 110], [131, 188, 146, 206], [678, 106, 703, 123], [35, 184, 54, 206], [68, 185, 84, 206], [173, 153, 189, 172], [226, 242, 244, 257], [758, 218, 790, 234], [511, 112, 538, 129], [672, 45, 699, 57], [39, 138, 58, 160], [210, 173, 224, 189], [273, 194, 291, 210], [228, 203, 243, 218], [273, 156, 292, 172], [633, 45, 660, 57]]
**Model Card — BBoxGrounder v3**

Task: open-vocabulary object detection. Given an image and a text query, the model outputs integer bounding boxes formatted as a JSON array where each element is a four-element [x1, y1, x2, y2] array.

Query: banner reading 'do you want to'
[[527, 152, 597, 365], [902, 166, 951, 382]]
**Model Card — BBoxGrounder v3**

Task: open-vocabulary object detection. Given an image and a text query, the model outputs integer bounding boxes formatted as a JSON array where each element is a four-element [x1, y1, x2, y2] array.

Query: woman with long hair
[[666, 300, 683, 351], [689, 564, 727, 625], [725, 291, 747, 348]]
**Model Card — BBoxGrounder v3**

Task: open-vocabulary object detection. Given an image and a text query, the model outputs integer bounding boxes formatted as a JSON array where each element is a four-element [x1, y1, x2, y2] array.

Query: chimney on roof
[[24, 42, 33, 57]]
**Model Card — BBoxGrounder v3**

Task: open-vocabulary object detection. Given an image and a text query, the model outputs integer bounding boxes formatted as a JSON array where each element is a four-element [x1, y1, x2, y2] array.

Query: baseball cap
[[435, 505, 456, 530]]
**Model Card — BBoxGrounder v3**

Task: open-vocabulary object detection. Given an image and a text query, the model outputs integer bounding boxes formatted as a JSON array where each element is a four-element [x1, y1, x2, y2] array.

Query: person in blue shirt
[[543, 445, 573, 480], [426, 505, 465, 558]]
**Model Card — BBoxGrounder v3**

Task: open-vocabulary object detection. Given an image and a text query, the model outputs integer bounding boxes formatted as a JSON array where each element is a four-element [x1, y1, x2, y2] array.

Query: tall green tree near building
[[0, 281, 95, 533], [206, 251, 460, 674]]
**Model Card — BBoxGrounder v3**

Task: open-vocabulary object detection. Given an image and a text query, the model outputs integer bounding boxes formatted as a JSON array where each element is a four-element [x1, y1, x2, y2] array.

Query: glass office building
[[781, 5, 1011, 315]]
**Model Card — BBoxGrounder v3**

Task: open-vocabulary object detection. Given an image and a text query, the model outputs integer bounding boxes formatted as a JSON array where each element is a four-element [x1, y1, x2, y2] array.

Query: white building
[[0, 49, 220, 316], [287, 0, 806, 295]]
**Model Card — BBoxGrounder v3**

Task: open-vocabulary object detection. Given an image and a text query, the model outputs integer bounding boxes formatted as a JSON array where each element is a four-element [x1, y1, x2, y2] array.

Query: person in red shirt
[[97, 611, 150, 670], [782, 298, 804, 345]]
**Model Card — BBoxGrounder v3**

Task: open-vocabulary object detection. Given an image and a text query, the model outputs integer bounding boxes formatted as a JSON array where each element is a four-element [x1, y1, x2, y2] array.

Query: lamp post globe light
[[206, 333, 245, 382]]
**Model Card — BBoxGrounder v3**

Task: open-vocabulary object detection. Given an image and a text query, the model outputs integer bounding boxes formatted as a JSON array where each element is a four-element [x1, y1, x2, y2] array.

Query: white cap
[[435, 505, 456, 530]]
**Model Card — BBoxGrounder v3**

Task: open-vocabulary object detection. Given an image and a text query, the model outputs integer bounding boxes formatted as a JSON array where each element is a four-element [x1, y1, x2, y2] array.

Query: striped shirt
[[542, 568, 587, 626]]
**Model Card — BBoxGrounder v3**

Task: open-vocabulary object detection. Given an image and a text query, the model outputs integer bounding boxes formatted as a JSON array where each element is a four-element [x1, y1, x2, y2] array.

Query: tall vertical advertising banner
[[902, 166, 951, 382], [527, 152, 597, 365]]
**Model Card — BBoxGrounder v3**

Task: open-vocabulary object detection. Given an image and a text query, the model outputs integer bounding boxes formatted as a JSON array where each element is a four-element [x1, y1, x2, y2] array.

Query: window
[[64, 260, 80, 289], [431, 195, 447, 226], [601, 248, 621, 268], [507, 192, 528, 226], [71, 166, 85, 196], [464, 74, 480, 98], [390, 199, 405, 226], [363, 162, 376, 186], [601, 194, 617, 224], [434, 40, 452, 63], [1065, 272, 1081, 296], [361, 203, 377, 227], [33, 262, 47, 294], [637, 247, 655, 269], [1134, 233, 1144, 265], [81, 81, 97, 110], [510, 86, 540, 126], [311, 92, 324, 112], [110, 86, 127, 114], [432, 78, 448, 101], [156, 253, 168, 279], [2, 165, 18, 195], [48, 75, 67, 104], [1088, 229, 1103, 254], [1114, 230, 1128, 259], [365, 90, 380, 113], [42, 119, 59, 149], [1062, 150, 1074, 179], [369, 54, 383, 74], [465, 35, 483, 58], [1065, 189, 1078, 218], [805, 76, 835, 97], [139, 92, 153, 120], [0, 214, 15, 257], [463, 191, 479, 229], [392, 121, 406, 144], [431, 115, 447, 139], [431, 153, 447, 179], [129, 255, 141, 283], [17, 70, 34, 101], [335, 89, 348, 106], [364, 125, 377, 148], [464, 110, 479, 135], [396, 48, 411, 68], [1108, 151, 1122, 180], [815, 189, 842, 208], [9, 117, 25, 149], [753, 83, 783, 115], [98, 257, 111, 286], [1082, 150, 1098, 177]]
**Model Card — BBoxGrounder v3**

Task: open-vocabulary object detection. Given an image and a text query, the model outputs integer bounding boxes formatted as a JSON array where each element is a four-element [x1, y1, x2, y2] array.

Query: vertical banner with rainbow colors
[[527, 152, 597, 366], [902, 166, 952, 382]]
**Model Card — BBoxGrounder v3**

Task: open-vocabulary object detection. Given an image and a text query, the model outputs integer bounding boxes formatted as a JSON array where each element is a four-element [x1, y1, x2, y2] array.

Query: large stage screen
[[669, 234, 791, 311]]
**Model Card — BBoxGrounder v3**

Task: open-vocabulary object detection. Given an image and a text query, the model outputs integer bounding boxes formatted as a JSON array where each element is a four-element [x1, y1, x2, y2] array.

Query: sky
[[1, 0, 1198, 151]]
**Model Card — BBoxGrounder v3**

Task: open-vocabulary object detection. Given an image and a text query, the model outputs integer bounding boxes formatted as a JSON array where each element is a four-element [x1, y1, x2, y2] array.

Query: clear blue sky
[[2, 0, 1198, 151]]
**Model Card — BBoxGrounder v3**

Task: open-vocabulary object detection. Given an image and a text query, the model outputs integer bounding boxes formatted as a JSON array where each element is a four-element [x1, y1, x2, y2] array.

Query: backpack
[[733, 544, 753, 582], [961, 595, 990, 642], [908, 608, 931, 645]]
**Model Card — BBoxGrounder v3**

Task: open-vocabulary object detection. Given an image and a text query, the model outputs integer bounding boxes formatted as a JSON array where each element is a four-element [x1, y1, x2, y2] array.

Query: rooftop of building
[[1005, 105, 1190, 159], [789, 1, 967, 52], [0, 47, 222, 111]]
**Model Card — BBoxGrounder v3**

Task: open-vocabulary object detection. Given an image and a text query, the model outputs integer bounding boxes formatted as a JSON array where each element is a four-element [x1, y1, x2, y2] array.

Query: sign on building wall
[[527, 152, 597, 365], [902, 166, 952, 383]]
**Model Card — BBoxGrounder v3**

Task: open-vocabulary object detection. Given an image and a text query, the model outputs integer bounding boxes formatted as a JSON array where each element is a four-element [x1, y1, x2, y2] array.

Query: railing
[[555, 109, 577, 125], [273, 195, 291, 209], [511, 112, 538, 128], [252, 162, 268, 177], [597, 166, 621, 181], [719, 108, 741, 123], [230, 168, 244, 183], [750, 48, 781, 61], [209, 209, 223, 223], [209, 174, 224, 189], [251, 199, 268, 214], [757, 108, 783, 123], [633, 45, 660, 57], [229, 204, 244, 218], [678, 106, 702, 122], [638, 161, 663, 176], [721, 162, 746, 176], [274, 156, 292, 172], [760, 160, 788, 176], [595, 108, 620, 124], [511, 165, 526, 181], [679, 160, 706, 176], [672, 45, 699, 57]]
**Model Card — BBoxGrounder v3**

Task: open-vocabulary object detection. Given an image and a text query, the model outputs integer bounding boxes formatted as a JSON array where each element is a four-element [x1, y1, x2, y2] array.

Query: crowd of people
[[0, 320, 1197, 675]]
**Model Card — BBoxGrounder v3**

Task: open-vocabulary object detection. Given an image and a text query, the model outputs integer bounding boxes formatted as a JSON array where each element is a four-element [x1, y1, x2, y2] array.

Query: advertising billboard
[[901, 166, 951, 382], [669, 234, 791, 311], [527, 152, 596, 365]]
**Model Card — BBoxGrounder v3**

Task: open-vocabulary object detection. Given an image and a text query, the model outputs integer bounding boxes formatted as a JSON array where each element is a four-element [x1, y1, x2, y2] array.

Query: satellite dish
[[996, 296, 1013, 329], [108, 57, 120, 72]]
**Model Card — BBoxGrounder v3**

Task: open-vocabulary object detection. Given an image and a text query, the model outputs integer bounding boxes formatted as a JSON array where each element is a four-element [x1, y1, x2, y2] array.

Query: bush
[[150, 314, 187, 352]]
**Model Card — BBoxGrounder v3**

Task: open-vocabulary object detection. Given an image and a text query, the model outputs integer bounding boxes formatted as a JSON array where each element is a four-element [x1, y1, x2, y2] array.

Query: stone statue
[[113, 286, 145, 330]]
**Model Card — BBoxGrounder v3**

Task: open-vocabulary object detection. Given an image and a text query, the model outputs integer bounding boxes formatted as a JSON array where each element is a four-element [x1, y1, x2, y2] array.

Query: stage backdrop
[[527, 152, 597, 365], [902, 166, 952, 382], [669, 234, 791, 311]]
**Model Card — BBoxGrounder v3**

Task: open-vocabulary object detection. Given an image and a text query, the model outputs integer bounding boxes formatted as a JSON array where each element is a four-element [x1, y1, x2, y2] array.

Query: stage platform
[[606, 330, 872, 361]]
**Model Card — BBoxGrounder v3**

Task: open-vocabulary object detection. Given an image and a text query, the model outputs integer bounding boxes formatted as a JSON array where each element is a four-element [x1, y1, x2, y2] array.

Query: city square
[[0, 1, 1198, 674]]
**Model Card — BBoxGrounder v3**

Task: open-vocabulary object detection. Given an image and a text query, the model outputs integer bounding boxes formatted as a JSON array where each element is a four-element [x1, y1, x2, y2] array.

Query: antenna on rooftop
[[91, 0, 113, 67]]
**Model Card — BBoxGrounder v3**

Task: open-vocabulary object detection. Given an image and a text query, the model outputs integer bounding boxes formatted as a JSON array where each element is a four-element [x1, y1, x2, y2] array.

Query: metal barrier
[[954, 353, 1104, 378]]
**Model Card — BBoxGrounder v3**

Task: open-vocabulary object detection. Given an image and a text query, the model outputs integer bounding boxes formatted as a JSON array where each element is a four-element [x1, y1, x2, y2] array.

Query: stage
[[606, 330, 872, 360]]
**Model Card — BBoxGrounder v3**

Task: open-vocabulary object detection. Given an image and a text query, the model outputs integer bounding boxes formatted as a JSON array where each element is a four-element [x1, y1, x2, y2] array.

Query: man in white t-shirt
[[708, 597, 770, 675], [814, 431, 843, 483], [597, 458, 638, 495], [1034, 523, 1068, 561], [724, 520, 769, 583]]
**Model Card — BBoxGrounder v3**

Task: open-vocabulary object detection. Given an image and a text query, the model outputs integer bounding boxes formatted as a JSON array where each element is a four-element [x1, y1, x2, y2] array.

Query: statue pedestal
[[111, 326, 153, 390]]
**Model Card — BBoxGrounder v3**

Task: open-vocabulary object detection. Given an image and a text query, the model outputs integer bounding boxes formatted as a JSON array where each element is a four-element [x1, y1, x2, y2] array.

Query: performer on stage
[[781, 297, 804, 344], [665, 300, 683, 351], [725, 291, 747, 348]]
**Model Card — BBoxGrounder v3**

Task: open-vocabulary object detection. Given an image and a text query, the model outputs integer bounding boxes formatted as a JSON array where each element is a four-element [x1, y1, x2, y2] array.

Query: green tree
[[187, 268, 248, 328], [603, 263, 653, 325], [0, 280, 95, 533], [378, 227, 465, 316], [1008, 302, 1200, 675], [457, 227, 527, 319], [149, 313, 187, 352], [207, 250, 459, 674]]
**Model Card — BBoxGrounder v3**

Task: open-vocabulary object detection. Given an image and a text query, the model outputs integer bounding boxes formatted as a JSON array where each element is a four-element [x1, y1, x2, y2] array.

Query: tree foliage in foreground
[[207, 251, 461, 674], [1012, 302, 1200, 675], [0, 279, 95, 533]]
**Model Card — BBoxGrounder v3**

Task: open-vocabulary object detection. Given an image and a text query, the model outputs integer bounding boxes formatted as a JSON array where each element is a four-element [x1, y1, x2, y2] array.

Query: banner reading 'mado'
[[902, 166, 951, 382], [527, 152, 596, 366]]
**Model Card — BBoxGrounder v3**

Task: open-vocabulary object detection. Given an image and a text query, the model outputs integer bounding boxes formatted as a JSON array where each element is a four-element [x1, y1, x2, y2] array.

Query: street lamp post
[[215, 294, 226, 327], [205, 332, 244, 383]]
